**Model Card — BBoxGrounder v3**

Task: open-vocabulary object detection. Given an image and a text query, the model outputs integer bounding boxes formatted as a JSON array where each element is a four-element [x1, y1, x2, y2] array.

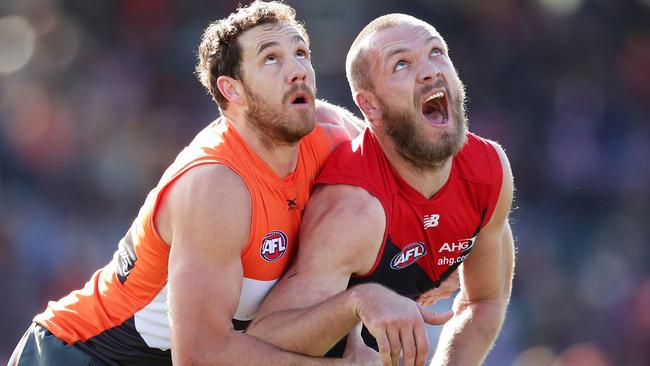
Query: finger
[[386, 326, 402, 366], [419, 306, 453, 325], [399, 326, 417, 366], [374, 328, 393, 366], [428, 291, 453, 304], [416, 295, 435, 307], [413, 321, 429, 366]]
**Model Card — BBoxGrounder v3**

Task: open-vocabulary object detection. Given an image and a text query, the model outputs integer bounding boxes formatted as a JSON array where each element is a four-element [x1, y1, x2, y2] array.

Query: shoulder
[[157, 163, 251, 246], [316, 131, 391, 206], [479, 137, 513, 190], [315, 99, 364, 142], [481, 139, 514, 228], [455, 133, 506, 184], [168, 164, 249, 204], [485, 139, 512, 177], [487, 139, 514, 205], [316, 121, 351, 152]]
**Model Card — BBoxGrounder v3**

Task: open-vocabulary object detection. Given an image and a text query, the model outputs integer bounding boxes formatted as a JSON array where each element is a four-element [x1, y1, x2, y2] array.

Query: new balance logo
[[423, 214, 440, 229]]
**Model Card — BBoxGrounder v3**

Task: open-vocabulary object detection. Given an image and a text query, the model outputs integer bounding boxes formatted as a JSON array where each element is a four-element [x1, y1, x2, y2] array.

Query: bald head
[[345, 14, 443, 95]]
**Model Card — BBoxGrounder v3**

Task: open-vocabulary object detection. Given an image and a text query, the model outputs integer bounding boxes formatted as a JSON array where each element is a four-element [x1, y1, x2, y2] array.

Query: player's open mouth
[[289, 92, 310, 107], [422, 91, 448, 125]]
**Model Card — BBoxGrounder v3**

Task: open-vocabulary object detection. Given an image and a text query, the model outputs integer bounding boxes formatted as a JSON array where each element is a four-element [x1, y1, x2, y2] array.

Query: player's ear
[[216, 76, 246, 106], [355, 90, 382, 122]]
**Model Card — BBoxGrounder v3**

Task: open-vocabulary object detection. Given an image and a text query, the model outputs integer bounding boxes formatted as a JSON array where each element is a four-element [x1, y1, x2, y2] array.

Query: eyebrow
[[386, 47, 409, 60], [256, 35, 307, 56], [385, 35, 440, 60]]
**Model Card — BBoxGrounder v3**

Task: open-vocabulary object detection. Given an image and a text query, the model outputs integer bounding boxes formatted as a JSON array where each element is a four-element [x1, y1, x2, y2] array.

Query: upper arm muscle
[[458, 142, 515, 301], [163, 164, 252, 354], [256, 184, 385, 316]]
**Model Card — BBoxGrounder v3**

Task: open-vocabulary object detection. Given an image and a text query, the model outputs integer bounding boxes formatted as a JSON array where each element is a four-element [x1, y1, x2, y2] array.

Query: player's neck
[[375, 132, 452, 200], [223, 113, 300, 178]]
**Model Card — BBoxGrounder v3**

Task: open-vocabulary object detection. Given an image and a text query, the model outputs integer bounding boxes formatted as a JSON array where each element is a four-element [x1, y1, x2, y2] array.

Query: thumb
[[418, 305, 453, 325]]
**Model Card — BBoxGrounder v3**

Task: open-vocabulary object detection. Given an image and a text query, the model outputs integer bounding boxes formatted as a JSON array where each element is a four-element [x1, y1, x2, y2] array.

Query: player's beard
[[380, 76, 468, 170], [243, 83, 316, 147]]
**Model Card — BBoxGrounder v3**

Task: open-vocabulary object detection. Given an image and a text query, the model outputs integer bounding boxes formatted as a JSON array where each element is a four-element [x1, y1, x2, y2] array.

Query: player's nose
[[286, 57, 308, 84], [418, 60, 442, 84]]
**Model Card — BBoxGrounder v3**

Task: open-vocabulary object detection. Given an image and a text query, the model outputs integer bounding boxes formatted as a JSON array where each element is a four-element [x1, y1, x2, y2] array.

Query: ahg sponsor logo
[[438, 236, 476, 253], [390, 242, 427, 270]]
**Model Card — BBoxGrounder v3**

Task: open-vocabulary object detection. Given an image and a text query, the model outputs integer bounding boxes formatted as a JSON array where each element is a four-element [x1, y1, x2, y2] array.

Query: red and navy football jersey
[[316, 128, 502, 353]]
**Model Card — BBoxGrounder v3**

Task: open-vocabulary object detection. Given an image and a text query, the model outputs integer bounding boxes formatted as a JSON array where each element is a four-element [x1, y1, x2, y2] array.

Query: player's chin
[[295, 110, 316, 129], [287, 117, 315, 139]]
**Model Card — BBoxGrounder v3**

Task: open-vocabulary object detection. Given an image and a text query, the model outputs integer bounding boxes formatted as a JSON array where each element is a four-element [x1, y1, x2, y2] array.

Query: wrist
[[345, 283, 379, 321]]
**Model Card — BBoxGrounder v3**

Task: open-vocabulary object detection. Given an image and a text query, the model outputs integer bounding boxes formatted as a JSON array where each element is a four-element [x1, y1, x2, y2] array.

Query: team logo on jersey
[[423, 214, 440, 229], [390, 242, 427, 270], [115, 233, 137, 284], [286, 198, 299, 211], [260, 230, 288, 262]]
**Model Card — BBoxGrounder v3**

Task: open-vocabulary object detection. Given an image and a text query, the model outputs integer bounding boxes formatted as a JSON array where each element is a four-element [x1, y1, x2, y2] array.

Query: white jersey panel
[[134, 284, 171, 350], [134, 277, 277, 349], [233, 277, 278, 321]]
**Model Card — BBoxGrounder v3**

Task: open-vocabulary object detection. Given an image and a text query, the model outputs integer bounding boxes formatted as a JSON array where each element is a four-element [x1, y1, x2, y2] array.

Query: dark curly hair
[[196, 1, 309, 110]]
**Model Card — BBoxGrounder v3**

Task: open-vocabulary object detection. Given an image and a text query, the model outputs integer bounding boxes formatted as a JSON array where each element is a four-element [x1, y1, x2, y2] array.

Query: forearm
[[430, 299, 508, 366], [174, 329, 351, 366], [246, 288, 362, 356]]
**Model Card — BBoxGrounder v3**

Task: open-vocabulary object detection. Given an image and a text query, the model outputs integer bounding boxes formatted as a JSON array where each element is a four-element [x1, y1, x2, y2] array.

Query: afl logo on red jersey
[[390, 242, 427, 270], [260, 230, 288, 262]]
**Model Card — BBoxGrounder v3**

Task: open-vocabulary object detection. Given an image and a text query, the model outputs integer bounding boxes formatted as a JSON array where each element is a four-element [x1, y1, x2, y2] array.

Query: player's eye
[[395, 60, 408, 72], [431, 48, 442, 57], [296, 49, 309, 59], [264, 55, 278, 65]]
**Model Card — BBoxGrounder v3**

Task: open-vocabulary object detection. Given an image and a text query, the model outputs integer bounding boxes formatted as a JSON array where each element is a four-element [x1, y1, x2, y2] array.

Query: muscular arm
[[246, 185, 384, 354], [158, 165, 350, 366], [430, 143, 516, 366], [247, 185, 450, 366]]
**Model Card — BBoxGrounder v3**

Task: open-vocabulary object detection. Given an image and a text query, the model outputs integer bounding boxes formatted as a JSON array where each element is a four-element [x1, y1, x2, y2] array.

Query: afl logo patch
[[260, 230, 288, 262], [390, 242, 427, 270]]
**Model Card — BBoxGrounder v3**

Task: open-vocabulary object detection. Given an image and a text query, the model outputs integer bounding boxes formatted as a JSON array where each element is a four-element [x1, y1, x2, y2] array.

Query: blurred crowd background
[[1, 0, 649, 364]]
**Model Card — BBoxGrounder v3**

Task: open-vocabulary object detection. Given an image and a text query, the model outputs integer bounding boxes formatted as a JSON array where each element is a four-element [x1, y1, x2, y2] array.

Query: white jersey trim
[[133, 277, 277, 350], [134, 285, 171, 350], [233, 277, 278, 321]]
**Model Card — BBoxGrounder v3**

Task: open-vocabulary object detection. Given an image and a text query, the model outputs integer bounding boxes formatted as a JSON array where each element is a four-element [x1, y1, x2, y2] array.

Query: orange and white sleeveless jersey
[[33, 119, 332, 364]]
